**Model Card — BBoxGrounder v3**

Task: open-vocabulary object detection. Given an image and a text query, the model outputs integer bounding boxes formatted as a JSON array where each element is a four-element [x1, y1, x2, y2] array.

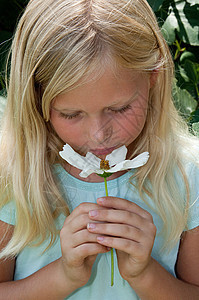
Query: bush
[[148, 0, 199, 134]]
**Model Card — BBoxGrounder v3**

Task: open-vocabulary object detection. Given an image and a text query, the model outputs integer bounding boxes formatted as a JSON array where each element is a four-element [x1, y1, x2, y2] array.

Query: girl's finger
[[72, 243, 111, 260], [66, 213, 91, 233], [63, 203, 105, 233], [96, 236, 153, 257], [88, 208, 149, 228], [87, 223, 142, 242], [64, 242, 111, 267], [97, 196, 152, 220], [72, 229, 106, 248], [64, 202, 103, 221]]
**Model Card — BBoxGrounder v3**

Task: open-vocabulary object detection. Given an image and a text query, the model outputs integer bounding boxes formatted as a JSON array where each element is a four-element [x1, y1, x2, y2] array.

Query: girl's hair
[[0, 0, 198, 257]]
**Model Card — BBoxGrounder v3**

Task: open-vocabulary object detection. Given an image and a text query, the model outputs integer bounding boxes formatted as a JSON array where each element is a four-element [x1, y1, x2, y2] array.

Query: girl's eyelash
[[110, 104, 131, 114], [59, 104, 131, 120], [59, 112, 80, 120]]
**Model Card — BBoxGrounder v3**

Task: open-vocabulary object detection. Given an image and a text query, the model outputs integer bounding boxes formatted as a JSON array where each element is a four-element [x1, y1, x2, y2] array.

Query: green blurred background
[[0, 0, 198, 133]]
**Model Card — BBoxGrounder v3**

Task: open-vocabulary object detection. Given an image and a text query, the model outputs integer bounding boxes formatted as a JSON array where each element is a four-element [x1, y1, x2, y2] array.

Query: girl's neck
[[63, 162, 127, 183]]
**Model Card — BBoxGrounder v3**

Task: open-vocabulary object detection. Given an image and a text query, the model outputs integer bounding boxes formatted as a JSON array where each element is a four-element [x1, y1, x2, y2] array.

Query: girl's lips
[[90, 146, 118, 157]]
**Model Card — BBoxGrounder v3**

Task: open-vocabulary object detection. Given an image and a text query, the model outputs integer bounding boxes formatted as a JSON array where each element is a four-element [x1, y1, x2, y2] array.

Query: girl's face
[[50, 67, 151, 158]]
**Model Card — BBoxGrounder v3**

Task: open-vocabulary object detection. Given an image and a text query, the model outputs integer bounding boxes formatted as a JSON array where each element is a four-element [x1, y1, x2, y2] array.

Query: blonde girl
[[0, 0, 199, 299]]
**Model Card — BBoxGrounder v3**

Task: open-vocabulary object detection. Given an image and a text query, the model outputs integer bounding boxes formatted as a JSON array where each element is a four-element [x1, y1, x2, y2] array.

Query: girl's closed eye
[[58, 104, 131, 120], [109, 104, 131, 114], [59, 111, 81, 120]]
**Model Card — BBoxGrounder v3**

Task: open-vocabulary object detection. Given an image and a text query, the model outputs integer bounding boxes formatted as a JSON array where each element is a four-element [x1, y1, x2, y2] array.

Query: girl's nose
[[88, 116, 113, 144]]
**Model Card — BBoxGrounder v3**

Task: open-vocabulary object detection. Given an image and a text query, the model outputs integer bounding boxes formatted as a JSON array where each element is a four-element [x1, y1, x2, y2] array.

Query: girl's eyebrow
[[109, 91, 138, 107], [51, 106, 80, 113]]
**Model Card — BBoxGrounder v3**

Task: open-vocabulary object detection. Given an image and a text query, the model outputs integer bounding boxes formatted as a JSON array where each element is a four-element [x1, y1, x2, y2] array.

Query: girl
[[0, 0, 199, 299]]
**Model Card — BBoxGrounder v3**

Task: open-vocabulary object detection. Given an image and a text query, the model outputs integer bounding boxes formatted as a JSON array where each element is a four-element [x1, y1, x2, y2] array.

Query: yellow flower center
[[100, 160, 110, 170]]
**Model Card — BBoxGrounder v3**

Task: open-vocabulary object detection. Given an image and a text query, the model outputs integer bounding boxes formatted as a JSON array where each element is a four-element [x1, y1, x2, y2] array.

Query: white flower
[[59, 144, 149, 178]]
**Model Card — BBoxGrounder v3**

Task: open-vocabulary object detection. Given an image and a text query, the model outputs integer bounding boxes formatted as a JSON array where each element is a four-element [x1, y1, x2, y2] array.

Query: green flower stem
[[103, 176, 114, 286], [103, 176, 108, 197]]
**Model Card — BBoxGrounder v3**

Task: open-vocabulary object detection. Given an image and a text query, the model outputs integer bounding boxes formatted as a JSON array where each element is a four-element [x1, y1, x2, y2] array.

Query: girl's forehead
[[52, 68, 149, 110], [56, 64, 144, 97]]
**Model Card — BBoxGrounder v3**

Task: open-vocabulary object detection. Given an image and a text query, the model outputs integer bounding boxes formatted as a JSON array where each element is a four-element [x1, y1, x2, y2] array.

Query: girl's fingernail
[[89, 210, 98, 217], [97, 236, 104, 242], [87, 223, 96, 230], [97, 197, 105, 204]]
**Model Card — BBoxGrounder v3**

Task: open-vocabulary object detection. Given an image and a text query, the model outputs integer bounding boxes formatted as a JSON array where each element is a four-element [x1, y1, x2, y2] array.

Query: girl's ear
[[150, 69, 159, 87]]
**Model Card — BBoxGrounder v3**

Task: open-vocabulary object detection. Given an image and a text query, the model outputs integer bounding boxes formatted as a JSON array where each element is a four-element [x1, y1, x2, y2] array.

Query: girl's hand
[[59, 202, 110, 288], [87, 196, 156, 282]]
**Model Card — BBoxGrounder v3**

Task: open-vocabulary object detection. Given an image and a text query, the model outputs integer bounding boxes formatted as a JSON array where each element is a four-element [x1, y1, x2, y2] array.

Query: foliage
[[148, 0, 199, 134], [0, 0, 198, 134]]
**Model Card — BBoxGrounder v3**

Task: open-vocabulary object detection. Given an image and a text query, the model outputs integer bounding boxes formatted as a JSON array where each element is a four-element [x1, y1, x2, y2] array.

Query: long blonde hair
[[0, 0, 197, 257]]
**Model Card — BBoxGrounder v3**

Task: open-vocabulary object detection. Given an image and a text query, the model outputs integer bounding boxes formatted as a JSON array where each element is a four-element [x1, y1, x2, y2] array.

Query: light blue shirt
[[0, 163, 199, 299]]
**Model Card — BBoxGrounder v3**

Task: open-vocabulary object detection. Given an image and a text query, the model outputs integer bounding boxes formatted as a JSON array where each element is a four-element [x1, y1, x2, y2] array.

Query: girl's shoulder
[[0, 200, 16, 225], [179, 140, 199, 230]]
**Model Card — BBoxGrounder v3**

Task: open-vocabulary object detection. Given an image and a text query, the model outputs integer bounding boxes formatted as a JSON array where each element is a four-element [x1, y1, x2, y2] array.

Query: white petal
[[85, 152, 101, 168], [106, 145, 127, 166], [79, 168, 103, 178], [59, 144, 87, 170], [109, 152, 149, 173]]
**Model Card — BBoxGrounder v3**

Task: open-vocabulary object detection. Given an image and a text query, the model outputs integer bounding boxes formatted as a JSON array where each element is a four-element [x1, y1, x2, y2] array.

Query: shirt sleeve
[[186, 162, 199, 230], [0, 201, 16, 225]]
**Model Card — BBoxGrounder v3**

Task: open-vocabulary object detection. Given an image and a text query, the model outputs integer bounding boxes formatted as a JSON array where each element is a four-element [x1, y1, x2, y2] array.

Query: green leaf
[[190, 108, 199, 124], [183, 60, 198, 84], [179, 65, 190, 83], [192, 122, 199, 137], [147, 0, 165, 11], [187, 0, 199, 5], [179, 60, 199, 86], [161, 0, 199, 46], [0, 88, 6, 97], [161, 13, 177, 44], [172, 79, 197, 118], [180, 51, 196, 64]]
